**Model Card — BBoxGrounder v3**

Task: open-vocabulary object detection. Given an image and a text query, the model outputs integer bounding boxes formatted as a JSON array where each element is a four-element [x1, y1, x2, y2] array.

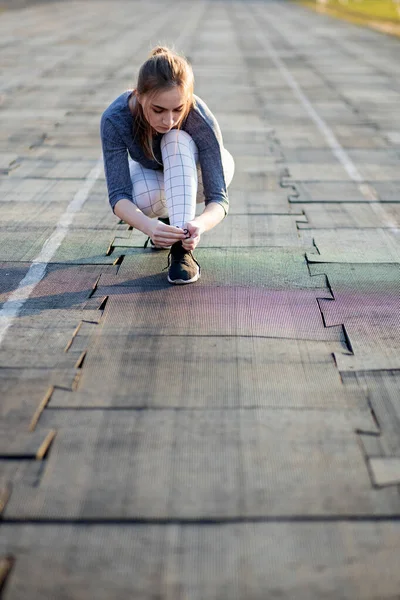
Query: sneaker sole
[[167, 270, 200, 285]]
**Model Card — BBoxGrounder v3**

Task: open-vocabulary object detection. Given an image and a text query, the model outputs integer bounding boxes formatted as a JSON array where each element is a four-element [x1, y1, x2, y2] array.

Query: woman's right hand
[[148, 219, 187, 248]]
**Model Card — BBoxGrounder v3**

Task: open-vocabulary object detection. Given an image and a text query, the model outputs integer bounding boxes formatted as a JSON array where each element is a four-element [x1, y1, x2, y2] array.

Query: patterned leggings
[[128, 129, 235, 229]]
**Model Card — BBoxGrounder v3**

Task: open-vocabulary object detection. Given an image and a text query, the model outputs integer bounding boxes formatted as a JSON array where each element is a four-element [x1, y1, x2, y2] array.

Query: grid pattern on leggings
[[161, 130, 199, 229], [129, 160, 168, 218]]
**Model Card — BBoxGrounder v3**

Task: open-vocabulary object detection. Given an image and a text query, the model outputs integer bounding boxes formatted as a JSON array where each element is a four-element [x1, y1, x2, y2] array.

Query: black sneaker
[[166, 241, 201, 284]]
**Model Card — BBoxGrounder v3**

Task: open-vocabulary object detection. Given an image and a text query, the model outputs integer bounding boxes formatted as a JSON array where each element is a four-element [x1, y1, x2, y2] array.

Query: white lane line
[[250, 7, 379, 201], [0, 159, 103, 346]]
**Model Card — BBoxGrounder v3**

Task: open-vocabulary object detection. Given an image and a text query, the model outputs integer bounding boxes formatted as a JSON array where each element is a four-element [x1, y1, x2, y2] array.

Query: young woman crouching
[[100, 46, 234, 284]]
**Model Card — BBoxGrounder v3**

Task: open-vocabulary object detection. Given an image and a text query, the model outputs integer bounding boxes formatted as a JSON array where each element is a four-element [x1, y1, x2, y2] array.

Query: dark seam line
[[45, 406, 360, 412], [2, 515, 400, 525]]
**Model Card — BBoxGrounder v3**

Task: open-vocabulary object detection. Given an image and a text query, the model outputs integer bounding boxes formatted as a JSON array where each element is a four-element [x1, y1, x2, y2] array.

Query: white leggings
[[128, 129, 235, 229]]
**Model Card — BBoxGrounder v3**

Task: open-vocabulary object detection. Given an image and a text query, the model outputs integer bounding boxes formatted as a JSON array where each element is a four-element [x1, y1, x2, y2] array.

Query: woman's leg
[[161, 129, 199, 229], [128, 159, 168, 218]]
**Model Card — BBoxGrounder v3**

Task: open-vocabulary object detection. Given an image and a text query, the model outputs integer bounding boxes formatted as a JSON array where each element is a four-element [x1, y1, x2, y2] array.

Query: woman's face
[[139, 86, 188, 134]]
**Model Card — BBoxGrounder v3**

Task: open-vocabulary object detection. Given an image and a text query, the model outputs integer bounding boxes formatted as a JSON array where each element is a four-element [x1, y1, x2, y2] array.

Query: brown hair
[[132, 46, 195, 161]]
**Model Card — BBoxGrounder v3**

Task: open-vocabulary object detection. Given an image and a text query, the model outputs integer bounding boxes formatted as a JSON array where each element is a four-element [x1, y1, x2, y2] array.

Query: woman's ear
[[134, 90, 142, 105]]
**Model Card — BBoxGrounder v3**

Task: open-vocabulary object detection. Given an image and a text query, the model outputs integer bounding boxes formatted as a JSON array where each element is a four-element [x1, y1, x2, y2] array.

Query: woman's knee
[[161, 129, 198, 162], [162, 129, 193, 147], [132, 186, 166, 217]]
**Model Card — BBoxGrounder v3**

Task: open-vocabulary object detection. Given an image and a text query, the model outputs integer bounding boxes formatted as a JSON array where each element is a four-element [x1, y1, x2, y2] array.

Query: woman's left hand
[[182, 220, 203, 251]]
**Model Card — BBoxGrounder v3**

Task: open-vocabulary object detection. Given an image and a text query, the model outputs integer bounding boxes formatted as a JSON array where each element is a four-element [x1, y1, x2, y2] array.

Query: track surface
[[0, 1, 399, 598]]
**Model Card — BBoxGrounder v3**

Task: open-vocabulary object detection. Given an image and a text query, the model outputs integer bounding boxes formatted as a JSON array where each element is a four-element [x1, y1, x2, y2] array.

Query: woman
[[100, 46, 235, 284]]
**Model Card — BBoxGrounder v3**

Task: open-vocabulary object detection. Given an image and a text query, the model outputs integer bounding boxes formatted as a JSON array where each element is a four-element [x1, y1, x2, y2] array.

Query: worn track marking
[[0, 161, 103, 346], [246, 2, 379, 202]]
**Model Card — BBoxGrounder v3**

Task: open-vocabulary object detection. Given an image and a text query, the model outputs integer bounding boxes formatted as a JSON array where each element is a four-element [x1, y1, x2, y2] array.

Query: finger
[[154, 239, 183, 248], [156, 227, 185, 238], [163, 225, 185, 233], [182, 241, 196, 250], [182, 235, 199, 244], [156, 232, 186, 241], [163, 228, 187, 237]]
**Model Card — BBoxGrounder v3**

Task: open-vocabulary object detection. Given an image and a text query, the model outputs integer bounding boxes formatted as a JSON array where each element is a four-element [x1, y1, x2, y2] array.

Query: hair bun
[[149, 46, 170, 57]]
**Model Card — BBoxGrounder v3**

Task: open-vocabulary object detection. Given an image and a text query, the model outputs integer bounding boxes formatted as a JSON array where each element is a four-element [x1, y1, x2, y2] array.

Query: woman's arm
[[100, 117, 134, 211], [192, 202, 225, 234], [186, 97, 231, 217], [113, 199, 154, 236]]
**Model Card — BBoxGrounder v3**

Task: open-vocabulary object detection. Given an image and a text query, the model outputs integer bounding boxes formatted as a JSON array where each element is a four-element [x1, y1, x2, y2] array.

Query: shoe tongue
[[172, 241, 187, 257]]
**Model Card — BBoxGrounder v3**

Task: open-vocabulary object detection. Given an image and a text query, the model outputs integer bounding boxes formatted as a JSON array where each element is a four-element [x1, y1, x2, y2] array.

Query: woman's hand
[[149, 219, 186, 248], [182, 220, 204, 251]]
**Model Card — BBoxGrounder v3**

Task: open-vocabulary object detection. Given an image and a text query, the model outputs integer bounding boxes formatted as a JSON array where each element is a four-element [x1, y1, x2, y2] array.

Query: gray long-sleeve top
[[100, 91, 229, 215]]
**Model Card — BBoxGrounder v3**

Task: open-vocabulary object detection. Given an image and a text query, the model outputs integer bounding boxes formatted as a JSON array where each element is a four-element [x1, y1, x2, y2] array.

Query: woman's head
[[133, 46, 195, 157]]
